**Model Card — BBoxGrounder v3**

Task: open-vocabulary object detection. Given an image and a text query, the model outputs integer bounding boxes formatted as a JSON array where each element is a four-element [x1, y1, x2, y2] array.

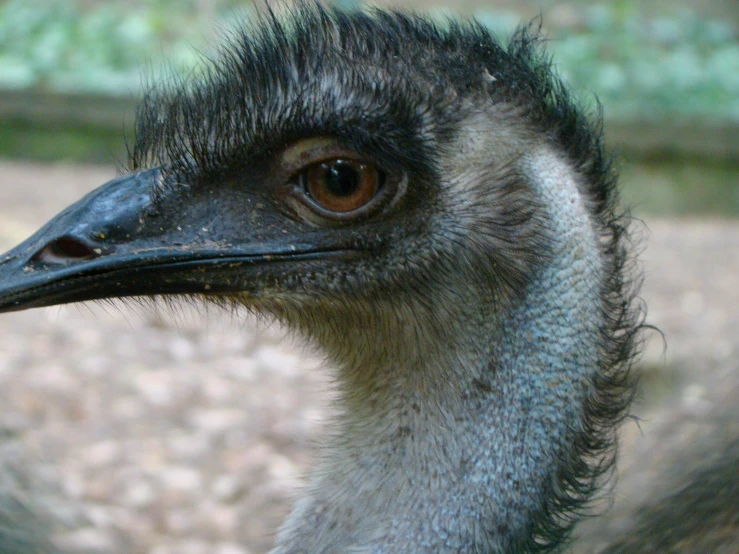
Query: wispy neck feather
[[271, 148, 627, 554]]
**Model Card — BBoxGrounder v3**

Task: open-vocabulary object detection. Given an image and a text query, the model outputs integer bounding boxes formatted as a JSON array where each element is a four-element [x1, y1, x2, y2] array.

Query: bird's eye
[[298, 159, 383, 213]]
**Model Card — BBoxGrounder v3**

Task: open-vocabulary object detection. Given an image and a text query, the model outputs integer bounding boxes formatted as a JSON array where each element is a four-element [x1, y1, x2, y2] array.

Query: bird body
[[0, 5, 642, 553]]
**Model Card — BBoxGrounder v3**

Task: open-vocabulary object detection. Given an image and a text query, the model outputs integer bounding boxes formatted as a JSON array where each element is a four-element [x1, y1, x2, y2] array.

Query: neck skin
[[270, 148, 604, 554]]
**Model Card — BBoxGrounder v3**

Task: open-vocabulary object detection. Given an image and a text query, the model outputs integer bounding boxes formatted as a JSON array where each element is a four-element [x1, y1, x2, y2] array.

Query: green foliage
[[545, 5, 739, 122], [0, 0, 736, 121], [0, 0, 221, 94], [473, 4, 738, 121]]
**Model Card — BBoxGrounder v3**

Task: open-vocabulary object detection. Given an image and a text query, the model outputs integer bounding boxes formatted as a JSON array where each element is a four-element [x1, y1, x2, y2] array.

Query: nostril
[[32, 236, 101, 265]]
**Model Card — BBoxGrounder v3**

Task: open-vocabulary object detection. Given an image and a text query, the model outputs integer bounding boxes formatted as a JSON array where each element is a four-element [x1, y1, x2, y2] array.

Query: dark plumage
[[0, 4, 646, 553]]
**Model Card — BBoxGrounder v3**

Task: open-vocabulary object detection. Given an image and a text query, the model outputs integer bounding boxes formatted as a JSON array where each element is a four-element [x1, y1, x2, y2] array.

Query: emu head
[[0, 6, 642, 552], [0, 9, 595, 355]]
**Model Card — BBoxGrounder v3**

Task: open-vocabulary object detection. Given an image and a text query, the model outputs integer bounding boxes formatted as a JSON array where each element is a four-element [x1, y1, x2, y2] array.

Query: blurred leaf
[[0, 0, 736, 121]]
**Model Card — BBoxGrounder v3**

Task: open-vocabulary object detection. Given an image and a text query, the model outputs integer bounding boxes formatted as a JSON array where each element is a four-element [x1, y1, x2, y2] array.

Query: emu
[[0, 5, 644, 553]]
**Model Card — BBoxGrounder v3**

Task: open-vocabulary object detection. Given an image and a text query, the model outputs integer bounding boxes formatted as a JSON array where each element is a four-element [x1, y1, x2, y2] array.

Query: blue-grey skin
[[0, 5, 644, 553]]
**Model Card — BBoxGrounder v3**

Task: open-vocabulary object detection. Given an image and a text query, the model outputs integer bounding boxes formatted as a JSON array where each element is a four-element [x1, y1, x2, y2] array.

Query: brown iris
[[299, 159, 382, 213]]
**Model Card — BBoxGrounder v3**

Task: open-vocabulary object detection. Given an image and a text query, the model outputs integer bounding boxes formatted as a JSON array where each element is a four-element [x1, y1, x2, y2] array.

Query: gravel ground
[[0, 161, 737, 553]]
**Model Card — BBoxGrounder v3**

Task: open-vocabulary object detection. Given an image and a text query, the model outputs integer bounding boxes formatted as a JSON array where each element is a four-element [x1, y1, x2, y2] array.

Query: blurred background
[[1, 0, 738, 212], [0, 1, 737, 553]]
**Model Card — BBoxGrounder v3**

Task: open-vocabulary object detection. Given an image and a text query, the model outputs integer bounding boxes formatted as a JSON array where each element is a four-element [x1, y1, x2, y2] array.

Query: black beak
[[0, 168, 355, 313]]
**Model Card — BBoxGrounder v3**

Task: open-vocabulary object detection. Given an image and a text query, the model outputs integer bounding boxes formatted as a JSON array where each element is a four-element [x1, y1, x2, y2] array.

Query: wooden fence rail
[[1, 89, 738, 163]]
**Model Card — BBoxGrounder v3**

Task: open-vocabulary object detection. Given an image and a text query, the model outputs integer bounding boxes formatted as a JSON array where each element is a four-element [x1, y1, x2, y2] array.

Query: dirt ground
[[0, 161, 737, 553]]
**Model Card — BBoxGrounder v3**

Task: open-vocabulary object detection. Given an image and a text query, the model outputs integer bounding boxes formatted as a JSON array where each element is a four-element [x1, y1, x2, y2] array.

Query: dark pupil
[[323, 162, 359, 197]]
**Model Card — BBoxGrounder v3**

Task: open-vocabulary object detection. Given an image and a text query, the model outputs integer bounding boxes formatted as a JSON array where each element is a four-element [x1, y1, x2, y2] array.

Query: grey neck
[[271, 148, 604, 554]]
